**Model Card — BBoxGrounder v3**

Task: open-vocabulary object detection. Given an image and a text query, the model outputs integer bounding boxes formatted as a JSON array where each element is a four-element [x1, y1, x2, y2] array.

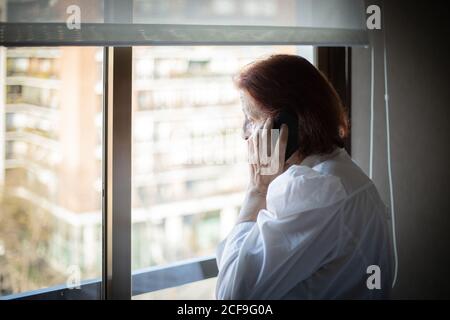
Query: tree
[[0, 186, 64, 295]]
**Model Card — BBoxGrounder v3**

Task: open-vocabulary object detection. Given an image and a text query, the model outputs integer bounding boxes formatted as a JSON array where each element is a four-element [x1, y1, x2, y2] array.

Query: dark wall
[[351, 0, 450, 299]]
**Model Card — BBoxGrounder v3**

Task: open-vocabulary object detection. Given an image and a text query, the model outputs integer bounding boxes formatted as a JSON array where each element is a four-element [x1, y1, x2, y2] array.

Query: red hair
[[234, 54, 349, 157]]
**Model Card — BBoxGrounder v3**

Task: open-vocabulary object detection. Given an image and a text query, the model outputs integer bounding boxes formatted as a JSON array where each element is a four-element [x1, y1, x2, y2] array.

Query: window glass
[[0, 47, 103, 298]]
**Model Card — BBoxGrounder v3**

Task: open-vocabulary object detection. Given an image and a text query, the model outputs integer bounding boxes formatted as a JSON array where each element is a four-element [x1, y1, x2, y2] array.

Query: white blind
[[0, 0, 368, 46]]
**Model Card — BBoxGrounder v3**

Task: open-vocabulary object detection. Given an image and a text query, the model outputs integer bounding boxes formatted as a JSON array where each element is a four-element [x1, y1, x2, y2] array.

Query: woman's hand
[[247, 117, 289, 194], [237, 118, 290, 223]]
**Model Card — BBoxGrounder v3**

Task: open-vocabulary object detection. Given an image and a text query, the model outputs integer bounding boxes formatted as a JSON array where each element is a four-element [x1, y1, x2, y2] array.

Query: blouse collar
[[299, 147, 345, 169]]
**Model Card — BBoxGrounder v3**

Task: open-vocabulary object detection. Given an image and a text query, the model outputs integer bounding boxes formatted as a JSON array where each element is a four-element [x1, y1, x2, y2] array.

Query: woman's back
[[216, 148, 394, 299], [281, 148, 394, 299]]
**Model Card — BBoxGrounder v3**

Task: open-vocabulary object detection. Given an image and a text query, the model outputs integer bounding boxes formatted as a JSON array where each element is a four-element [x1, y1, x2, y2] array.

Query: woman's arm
[[236, 188, 267, 223], [215, 170, 347, 299], [215, 119, 300, 299], [237, 118, 302, 223]]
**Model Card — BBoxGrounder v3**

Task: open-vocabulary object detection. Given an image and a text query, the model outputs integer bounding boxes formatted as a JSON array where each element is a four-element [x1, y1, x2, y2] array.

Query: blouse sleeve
[[215, 166, 348, 299]]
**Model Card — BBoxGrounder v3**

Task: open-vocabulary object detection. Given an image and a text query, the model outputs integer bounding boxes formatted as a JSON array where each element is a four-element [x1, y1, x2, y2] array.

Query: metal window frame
[[102, 46, 132, 300], [1, 256, 217, 300], [317, 47, 353, 154], [0, 23, 368, 47], [1, 1, 356, 301], [102, 0, 133, 300]]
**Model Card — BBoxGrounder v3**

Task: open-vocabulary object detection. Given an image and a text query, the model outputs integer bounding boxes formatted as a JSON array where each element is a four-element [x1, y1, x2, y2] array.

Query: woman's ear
[[284, 151, 303, 170]]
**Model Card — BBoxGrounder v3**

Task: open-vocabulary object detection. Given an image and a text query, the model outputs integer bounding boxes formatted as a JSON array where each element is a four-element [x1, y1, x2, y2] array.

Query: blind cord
[[369, 12, 399, 288], [381, 15, 399, 288]]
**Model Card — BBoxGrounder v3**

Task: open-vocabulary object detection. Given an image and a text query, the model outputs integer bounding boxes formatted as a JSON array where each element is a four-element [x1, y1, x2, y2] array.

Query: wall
[[351, 0, 450, 298]]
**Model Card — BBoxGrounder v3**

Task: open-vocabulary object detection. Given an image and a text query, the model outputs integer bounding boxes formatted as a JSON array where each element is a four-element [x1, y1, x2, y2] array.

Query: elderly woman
[[215, 54, 394, 299]]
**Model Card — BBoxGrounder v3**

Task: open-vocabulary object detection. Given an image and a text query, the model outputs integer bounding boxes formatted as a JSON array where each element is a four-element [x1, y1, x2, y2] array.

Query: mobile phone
[[272, 110, 299, 160]]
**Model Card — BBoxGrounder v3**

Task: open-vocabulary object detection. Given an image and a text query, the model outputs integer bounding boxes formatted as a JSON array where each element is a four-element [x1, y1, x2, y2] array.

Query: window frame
[[0, 1, 356, 301], [317, 47, 353, 154]]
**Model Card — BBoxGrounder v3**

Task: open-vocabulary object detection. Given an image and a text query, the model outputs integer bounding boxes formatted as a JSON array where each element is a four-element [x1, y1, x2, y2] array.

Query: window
[[0, 0, 359, 301], [0, 47, 103, 298]]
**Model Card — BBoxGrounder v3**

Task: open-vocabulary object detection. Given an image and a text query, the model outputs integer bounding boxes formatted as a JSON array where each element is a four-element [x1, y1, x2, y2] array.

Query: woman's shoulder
[[266, 164, 348, 218], [312, 148, 372, 193]]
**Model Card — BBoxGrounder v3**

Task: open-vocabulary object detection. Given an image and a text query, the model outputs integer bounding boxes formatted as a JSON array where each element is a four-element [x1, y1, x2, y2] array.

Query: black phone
[[272, 110, 299, 160]]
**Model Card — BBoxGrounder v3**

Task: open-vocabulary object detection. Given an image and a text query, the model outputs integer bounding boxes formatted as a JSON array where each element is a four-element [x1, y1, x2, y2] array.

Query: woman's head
[[235, 54, 349, 158]]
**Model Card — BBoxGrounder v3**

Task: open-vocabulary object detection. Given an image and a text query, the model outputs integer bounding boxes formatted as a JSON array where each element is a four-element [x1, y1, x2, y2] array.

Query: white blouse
[[215, 148, 395, 299]]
